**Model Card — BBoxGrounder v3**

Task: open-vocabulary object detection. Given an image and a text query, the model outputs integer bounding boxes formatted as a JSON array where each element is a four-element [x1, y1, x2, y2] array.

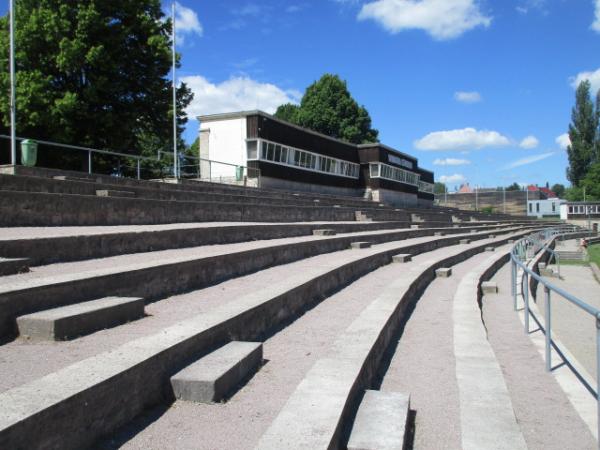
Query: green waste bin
[[21, 139, 38, 167], [235, 165, 244, 181]]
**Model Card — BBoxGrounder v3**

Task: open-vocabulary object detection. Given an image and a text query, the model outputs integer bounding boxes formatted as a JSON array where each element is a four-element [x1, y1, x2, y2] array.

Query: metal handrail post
[[136, 160, 141, 180], [523, 271, 530, 334], [88, 150, 92, 174], [545, 286, 552, 372], [512, 259, 517, 311]]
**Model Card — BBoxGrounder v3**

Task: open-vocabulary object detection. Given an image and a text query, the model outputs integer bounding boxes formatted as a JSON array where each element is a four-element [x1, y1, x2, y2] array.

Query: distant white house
[[527, 198, 564, 218]]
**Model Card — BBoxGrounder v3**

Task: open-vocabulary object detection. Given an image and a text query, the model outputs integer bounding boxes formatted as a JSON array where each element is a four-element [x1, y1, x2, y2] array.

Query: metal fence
[[0, 135, 260, 186], [510, 228, 600, 446]]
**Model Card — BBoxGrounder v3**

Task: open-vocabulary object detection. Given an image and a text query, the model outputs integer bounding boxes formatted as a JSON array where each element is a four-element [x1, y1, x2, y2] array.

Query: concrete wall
[[200, 117, 247, 177], [371, 187, 418, 208], [435, 190, 542, 216]]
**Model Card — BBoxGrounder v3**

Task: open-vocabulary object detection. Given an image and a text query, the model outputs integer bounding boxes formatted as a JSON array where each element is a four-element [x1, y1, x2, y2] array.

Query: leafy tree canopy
[[0, 0, 192, 157], [566, 80, 599, 186], [505, 182, 521, 191], [434, 182, 446, 194], [551, 183, 566, 198], [274, 74, 378, 144]]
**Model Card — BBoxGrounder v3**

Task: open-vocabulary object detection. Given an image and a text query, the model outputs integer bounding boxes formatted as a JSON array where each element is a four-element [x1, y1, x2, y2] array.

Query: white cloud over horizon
[[503, 152, 554, 169], [414, 127, 511, 151], [593, 0, 600, 32], [174, 2, 203, 42], [438, 173, 466, 183], [433, 158, 471, 166], [357, 0, 491, 40], [519, 135, 539, 149], [556, 133, 571, 150], [181, 75, 301, 118], [570, 67, 600, 94], [454, 91, 482, 103]]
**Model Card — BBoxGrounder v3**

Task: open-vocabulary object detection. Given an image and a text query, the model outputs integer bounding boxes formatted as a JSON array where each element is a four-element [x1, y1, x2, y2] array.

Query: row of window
[[568, 204, 600, 214], [418, 180, 435, 194], [247, 139, 360, 179], [369, 163, 419, 187]]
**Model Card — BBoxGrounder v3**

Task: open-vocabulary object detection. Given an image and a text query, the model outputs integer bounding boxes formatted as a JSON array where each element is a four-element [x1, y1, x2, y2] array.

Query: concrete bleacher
[[0, 166, 573, 449]]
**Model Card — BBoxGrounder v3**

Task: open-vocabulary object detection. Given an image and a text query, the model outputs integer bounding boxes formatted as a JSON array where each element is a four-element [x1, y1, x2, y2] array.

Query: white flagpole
[[172, 2, 178, 179], [9, 0, 16, 165]]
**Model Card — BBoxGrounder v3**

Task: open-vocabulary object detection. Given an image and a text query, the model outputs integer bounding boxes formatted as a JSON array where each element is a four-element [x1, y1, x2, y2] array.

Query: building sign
[[388, 154, 413, 170]]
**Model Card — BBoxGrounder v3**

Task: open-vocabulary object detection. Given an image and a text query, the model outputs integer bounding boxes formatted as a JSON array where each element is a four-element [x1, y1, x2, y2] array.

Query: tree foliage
[[551, 183, 566, 198], [0, 0, 192, 160], [505, 182, 521, 191], [566, 80, 599, 186], [274, 74, 378, 144], [434, 182, 446, 194]]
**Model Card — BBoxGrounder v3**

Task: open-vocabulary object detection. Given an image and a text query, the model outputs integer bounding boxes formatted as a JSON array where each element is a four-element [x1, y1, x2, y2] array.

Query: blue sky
[[7, 1, 600, 189]]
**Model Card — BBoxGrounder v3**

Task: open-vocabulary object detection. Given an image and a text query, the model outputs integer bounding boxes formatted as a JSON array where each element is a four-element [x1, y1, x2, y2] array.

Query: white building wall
[[199, 118, 247, 179], [527, 199, 563, 218]]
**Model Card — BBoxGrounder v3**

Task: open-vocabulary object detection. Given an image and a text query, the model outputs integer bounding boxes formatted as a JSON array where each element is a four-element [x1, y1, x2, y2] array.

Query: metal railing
[[510, 228, 600, 446], [0, 134, 259, 186]]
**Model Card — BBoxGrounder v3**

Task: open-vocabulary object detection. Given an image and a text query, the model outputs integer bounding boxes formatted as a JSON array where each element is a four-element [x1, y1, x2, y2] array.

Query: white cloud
[[519, 135, 539, 149], [570, 67, 600, 94], [181, 75, 301, 117], [175, 2, 203, 38], [439, 174, 466, 183], [357, 0, 491, 40], [503, 152, 554, 169], [433, 158, 471, 166], [593, 0, 600, 32], [516, 0, 547, 15], [556, 133, 571, 150], [414, 127, 511, 151], [454, 91, 482, 103]]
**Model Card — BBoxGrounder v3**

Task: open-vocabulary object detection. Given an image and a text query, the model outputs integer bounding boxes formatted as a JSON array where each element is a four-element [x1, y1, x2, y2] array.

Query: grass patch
[[589, 244, 600, 267]]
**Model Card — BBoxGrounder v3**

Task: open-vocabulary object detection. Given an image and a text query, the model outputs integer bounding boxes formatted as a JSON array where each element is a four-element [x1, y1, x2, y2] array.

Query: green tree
[[0, 0, 192, 166], [566, 80, 598, 186], [551, 183, 566, 198], [505, 182, 521, 191], [274, 103, 300, 123], [579, 162, 600, 201], [275, 74, 378, 144], [434, 182, 446, 194]]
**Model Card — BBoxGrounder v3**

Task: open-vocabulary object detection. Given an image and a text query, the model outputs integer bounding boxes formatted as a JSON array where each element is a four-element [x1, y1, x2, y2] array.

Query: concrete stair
[[0, 257, 29, 276]]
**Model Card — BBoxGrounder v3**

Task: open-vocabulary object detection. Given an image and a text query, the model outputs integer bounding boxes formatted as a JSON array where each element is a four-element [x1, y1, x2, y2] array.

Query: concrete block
[[16, 297, 144, 341], [485, 247, 496, 252], [434, 232, 444, 236], [53, 175, 89, 182], [538, 262, 547, 270], [96, 189, 136, 198], [471, 230, 477, 234], [378, 203, 385, 207], [351, 242, 372, 249], [481, 282, 498, 294], [313, 229, 337, 236], [392, 254, 412, 263], [171, 341, 263, 403], [410, 225, 420, 229], [460, 239, 471, 245], [347, 390, 410, 450], [436, 268, 452, 278], [489, 234, 496, 239], [0, 257, 29, 276]]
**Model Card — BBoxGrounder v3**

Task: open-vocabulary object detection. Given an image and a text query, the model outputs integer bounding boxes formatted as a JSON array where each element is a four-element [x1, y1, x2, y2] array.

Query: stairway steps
[[0, 257, 29, 276]]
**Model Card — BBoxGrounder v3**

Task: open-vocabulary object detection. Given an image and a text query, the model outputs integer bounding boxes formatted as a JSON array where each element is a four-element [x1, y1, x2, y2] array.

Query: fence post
[[545, 286, 552, 372], [88, 150, 92, 174], [512, 259, 518, 311], [136, 160, 141, 180], [523, 271, 530, 334]]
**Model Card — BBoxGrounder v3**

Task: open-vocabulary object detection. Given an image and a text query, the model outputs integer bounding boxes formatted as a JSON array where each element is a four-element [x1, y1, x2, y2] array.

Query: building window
[[247, 139, 360, 179], [552, 202, 556, 212], [536, 203, 540, 213], [529, 203, 533, 213], [418, 180, 435, 194], [569, 206, 574, 214], [369, 162, 420, 187]]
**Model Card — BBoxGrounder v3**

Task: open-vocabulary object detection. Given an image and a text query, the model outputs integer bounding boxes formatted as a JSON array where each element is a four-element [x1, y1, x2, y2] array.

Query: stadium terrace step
[[312, 229, 337, 236], [0, 231, 534, 450], [170, 341, 263, 403], [16, 297, 144, 341], [255, 232, 533, 450], [0, 257, 29, 276], [460, 239, 471, 244], [347, 390, 410, 450], [0, 224, 539, 340], [95, 189, 136, 198], [392, 254, 412, 263]]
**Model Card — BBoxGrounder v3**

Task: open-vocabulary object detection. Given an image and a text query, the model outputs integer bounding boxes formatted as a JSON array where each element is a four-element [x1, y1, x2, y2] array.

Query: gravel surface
[[0, 234, 444, 393], [97, 243, 487, 450], [378, 251, 500, 450], [536, 264, 600, 379], [483, 264, 596, 450]]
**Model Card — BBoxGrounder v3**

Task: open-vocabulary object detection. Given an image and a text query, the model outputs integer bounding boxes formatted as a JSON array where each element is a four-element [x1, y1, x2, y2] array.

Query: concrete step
[[0, 226, 527, 338], [0, 230, 535, 449], [170, 341, 262, 403], [0, 257, 29, 276], [347, 390, 410, 450], [16, 297, 144, 341], [255, 231, 535, 449], [351, 242, 372, 249], [95, 189, 136, 198], [392, 254, 412, 263]]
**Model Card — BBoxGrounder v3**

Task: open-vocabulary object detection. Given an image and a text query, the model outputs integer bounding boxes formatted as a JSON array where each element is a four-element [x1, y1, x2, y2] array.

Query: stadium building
[[198, 110, 434, 207]]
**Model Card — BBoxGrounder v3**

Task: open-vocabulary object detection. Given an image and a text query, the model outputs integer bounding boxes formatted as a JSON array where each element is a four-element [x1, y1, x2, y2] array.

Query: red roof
[[539, 187, 557, 198]]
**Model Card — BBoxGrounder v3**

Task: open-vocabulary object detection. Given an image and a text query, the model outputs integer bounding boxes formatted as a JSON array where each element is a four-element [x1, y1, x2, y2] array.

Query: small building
[[560, 202, 600, 231], [527, 198, 564, 218], [198, 110, 434, 207]]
